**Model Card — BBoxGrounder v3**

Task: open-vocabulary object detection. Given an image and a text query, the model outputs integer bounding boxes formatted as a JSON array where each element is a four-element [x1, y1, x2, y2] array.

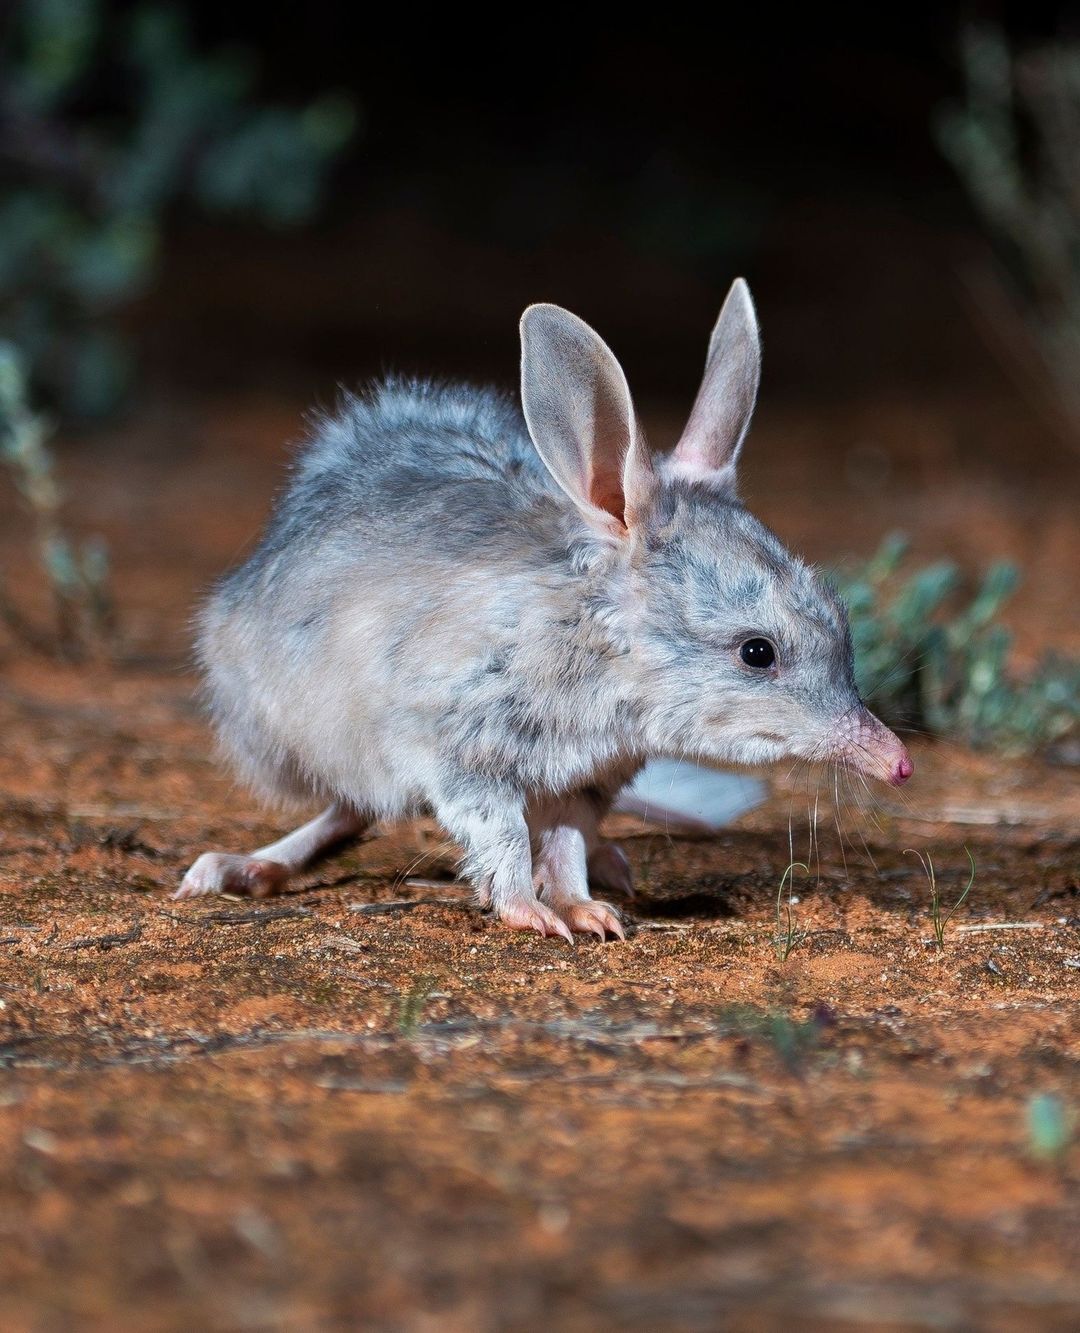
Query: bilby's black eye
[[740, 638, 776, 669]]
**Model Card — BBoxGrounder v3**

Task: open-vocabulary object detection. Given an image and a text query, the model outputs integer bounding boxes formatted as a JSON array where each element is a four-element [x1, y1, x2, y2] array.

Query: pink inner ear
[[584, 444, 630, 530], [587, 489, 630, 538], [591, 482, 627, 523]]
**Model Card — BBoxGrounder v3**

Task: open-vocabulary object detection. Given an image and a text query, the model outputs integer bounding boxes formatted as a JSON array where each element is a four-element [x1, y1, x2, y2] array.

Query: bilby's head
[[520, 280, 914, 787]]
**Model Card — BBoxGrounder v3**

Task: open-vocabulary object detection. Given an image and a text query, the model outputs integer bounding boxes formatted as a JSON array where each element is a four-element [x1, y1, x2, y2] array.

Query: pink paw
[[173, 853, 289, 901], [560, 899, 625, 941], [496, 897, 575, 944], [588, 842, 634, 897]]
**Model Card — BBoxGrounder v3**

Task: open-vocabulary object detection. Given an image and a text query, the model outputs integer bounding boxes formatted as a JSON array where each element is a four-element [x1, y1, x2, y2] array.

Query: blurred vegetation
[[0, 0, 356, 419], [0, 342, 112, 658], [937, 25, 1080, 442], [715, 1004, 828, 1075], [0, 0, 354, 657], [836, 535, 1080, 756], [1026, 1092, 1074, 1165]]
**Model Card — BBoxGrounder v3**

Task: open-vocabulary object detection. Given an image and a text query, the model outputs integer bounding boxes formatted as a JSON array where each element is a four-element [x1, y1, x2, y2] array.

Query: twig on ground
[[954, 921, 1048, 934], [66, 923, 142, 951]]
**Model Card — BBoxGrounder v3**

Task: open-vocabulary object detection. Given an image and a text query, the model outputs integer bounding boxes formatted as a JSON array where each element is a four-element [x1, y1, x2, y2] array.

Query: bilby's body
[[179, 281, 912, 938]]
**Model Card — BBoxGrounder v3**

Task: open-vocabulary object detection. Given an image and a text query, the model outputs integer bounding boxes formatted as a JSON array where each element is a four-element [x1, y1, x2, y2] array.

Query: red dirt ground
[[0, 392, 1077, 1331]]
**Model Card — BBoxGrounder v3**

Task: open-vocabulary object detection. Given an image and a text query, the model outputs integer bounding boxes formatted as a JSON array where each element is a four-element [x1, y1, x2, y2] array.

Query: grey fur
[[180, 280, 911, 939]]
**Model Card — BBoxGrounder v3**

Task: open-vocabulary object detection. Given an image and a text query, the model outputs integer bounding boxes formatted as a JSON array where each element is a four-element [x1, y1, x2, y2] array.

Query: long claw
[[497, 898, 575, 944], [553, 900, 626, 942], [552, 916, 575, 945]]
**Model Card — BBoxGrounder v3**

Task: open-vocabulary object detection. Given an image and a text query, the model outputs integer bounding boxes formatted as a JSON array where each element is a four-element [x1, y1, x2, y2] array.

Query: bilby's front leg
[[531, 798, 626, 941], [175, 802, 370, 900]]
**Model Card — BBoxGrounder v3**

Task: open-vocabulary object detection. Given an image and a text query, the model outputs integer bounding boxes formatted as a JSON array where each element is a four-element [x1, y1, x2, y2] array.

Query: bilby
[[177, 281, 912, 939]]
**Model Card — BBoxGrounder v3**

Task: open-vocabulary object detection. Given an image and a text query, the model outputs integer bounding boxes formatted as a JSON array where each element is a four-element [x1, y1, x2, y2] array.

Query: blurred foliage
[[396, 976, 437, 1037], [1026, 1093, 1074, 1164], [715, 1004, 828, 1075], [0, 342, 113, 657], [837, 535, 1080, 756], [937, 25, 1080, 435], [0, 0, 356, 418]]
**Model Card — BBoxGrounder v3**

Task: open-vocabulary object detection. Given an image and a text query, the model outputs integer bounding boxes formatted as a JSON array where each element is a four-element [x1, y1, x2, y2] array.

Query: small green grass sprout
[[774, 861, 810, 963], [905, 846, 976, 950], [397, 974, 437, 1036]]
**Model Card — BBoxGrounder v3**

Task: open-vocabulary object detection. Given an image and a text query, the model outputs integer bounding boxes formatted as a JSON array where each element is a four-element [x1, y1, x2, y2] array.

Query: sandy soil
[[0, 392, 1077, 1331]]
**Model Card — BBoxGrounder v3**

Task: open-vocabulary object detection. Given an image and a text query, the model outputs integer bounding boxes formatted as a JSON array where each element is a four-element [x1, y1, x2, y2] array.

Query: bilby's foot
[[587, 842, 634, 897], [174, 853, 290, 901], [548, 897, 625, 941], [495, 895, 575, 944], [531, 822, 628, 940]]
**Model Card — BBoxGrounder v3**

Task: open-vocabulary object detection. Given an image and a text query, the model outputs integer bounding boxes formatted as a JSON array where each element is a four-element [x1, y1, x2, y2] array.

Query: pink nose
[[890, 752, 914, 786]]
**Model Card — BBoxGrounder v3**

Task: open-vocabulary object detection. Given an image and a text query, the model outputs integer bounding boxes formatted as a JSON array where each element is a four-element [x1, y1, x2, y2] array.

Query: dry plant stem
[[0, 350, 115, 658], [955, 921, 1046, 933], [940, 26, 1080, 454], [959, 261, 1080, 449], [0, 592, 55, 654]]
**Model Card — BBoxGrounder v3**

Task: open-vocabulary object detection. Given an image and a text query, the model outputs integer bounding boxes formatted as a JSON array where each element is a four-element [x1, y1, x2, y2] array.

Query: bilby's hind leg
[[175, 802, 370, 901], [566, 783, 636, 899], [587, 840, 634, 898], [532, 797, 626, 941], [585, 765, 642, 898]]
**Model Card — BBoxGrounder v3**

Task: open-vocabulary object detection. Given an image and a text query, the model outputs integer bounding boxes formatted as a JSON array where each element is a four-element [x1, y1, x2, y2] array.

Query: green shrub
[[0, 342, 113, 656], [0, 0, 356, 418], [836, 534, 1080, 754]]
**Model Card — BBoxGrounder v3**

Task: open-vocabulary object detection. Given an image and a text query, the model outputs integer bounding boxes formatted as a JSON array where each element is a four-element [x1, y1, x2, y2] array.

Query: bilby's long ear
[[672, 278, 761, 486], [520, 303, 655, 539]]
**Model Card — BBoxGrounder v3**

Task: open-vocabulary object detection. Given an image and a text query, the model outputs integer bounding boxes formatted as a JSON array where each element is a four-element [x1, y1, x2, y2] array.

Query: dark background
[[133, 3, 1080, 414]]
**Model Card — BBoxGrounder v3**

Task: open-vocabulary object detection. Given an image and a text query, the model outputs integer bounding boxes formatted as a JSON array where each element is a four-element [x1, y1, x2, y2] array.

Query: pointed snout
[[831, 706, 913, 787]]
